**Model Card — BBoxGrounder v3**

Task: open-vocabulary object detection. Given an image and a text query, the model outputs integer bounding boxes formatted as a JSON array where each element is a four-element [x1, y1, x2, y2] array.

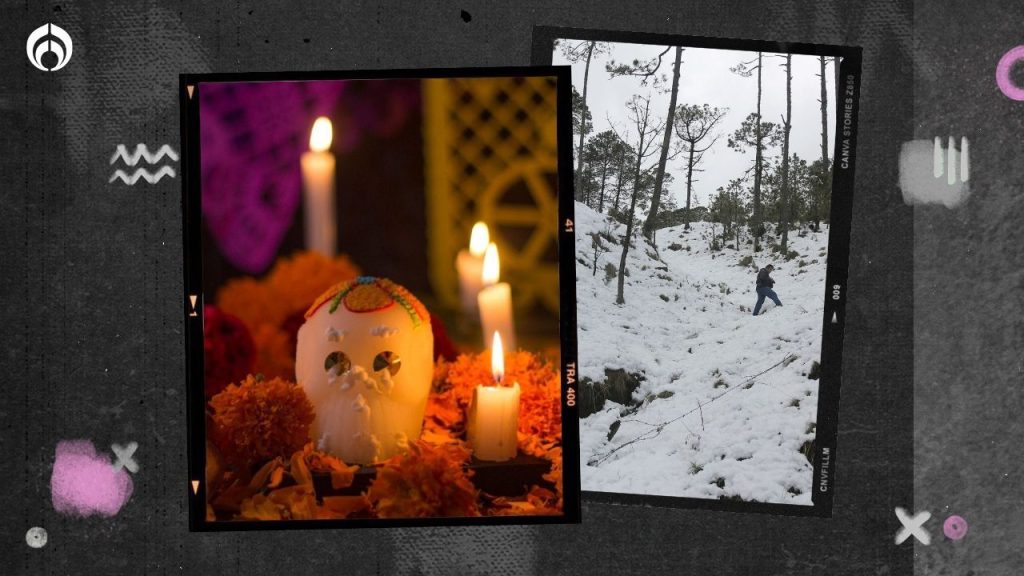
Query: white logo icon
[[26, 23, 73, 71]]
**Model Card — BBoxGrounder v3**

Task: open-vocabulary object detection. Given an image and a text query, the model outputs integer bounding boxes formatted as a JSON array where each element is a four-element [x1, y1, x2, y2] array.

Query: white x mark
[[111, 441, 139, 473], [895, 507, 931, 545]]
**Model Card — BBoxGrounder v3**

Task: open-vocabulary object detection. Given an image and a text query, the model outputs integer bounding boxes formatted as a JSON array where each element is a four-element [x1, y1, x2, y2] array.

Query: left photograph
[[180, 68, 579, 529]]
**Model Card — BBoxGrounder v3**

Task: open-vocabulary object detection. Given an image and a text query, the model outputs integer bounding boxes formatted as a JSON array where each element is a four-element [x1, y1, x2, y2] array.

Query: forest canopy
[[555, 40, 839, 303]]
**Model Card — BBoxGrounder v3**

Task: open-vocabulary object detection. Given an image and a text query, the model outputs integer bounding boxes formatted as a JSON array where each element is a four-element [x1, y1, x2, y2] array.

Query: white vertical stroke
[[960, 137, 970, 182], [933, 136, 943, 179], [947, 135, 956, 186]]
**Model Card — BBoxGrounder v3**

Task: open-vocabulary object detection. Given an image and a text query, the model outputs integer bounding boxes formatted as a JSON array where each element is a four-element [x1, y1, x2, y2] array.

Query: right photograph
[[539, 28, 861, 515]]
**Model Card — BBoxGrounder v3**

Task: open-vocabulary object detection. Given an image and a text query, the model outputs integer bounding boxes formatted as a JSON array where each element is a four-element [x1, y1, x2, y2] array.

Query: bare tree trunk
[[642, 46, 683, 241], [597, 160, 609, 212], [819, 56, 829, 168], [779, 54, 793, 253], [684, 146, 695, 229], [575, 42, 594, 197], [611, 154, 625, 214], [816, 56, 829, 232], [752, 52, 764, 253], [833, 56, 841, 103], [831, 56, 841, 225], [616, 156, 644, 305]]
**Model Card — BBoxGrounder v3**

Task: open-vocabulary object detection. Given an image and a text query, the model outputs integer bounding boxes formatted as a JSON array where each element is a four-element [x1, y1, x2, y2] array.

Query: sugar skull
[[296, 276, 433, 464]]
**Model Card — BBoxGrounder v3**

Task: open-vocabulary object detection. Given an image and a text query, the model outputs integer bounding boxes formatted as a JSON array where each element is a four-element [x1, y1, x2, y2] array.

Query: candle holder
[[311, 453, 552, 500]]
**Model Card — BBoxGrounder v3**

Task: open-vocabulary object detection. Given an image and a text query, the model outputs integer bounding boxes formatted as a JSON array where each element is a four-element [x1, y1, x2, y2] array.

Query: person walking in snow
[[752, 264, 783, 316]]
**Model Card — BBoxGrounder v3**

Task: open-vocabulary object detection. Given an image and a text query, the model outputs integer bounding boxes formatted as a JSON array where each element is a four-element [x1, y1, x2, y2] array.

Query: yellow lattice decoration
[[423, 76, 561, 316]]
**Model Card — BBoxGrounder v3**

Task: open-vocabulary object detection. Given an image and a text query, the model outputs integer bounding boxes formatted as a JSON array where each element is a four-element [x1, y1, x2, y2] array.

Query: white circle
[[25, 526, 48, 549]]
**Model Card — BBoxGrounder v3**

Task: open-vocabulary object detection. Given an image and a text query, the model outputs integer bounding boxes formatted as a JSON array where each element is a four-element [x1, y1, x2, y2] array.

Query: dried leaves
[[211, 442, 366, 521]]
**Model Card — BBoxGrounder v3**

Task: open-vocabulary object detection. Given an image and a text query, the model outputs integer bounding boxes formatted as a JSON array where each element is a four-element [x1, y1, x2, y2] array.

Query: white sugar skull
[[296, 277, 434, 464]]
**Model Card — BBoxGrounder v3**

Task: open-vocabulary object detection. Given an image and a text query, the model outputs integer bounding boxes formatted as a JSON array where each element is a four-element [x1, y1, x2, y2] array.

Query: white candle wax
[[478, 283, 515, 353], [455, 222, 490, 315], [301, 117, 337, 256], [468, 332, 520, 462], [477, 242, 516, 352], [468, 383, 520, 461]]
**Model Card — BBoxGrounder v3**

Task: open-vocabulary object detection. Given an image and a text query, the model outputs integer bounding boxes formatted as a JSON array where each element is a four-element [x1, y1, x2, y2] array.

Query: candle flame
[[491, 331, 504, 385], [482, 242, 500, 285], [309, 117, 333, 152], [469, 222, 490, 256]]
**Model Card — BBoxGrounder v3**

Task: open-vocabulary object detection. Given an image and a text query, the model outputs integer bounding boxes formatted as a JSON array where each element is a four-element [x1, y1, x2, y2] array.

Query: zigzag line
[[109, 144, 179, 166], [108, 166, 177, 185]]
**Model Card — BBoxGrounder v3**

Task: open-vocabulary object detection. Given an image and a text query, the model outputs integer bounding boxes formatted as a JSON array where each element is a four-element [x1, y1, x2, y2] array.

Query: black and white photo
[[534, 28, 860, 516]]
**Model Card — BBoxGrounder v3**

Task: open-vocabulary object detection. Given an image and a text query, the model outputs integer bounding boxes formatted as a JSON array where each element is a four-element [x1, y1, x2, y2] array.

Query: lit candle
[[468, 332, 520, 462], [455, 222, 489, 315], [477, 243, 516, 352], [301, 117, 337, 256]]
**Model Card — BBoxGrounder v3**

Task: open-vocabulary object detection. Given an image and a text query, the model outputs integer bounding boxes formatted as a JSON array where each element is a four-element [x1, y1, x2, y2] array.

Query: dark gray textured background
[[0, 0, 1013, 574], [912, 2, 1024, 575]]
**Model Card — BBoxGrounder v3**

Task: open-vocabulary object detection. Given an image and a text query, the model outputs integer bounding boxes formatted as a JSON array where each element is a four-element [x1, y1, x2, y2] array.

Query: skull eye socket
[[324, 351, 351, 374], [372, 351, 401, 376]]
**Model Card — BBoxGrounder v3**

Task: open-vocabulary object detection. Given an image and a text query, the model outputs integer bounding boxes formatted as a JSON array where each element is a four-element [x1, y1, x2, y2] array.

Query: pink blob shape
[[996, 46, 1024, 101], [943, 514, 969, 540], [51, 440, 134, 517]]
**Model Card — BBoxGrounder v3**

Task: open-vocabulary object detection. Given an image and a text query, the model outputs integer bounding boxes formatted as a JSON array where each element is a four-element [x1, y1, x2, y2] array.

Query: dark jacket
[[756, 268, 775, 289]]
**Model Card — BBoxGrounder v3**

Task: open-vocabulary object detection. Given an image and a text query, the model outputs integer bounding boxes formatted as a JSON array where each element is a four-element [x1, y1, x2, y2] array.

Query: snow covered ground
[[576, 201, 829, 505]]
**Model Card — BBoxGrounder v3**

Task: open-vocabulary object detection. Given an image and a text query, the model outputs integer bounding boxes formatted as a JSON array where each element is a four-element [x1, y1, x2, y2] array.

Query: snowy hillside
[[575, 201, 828, 505]]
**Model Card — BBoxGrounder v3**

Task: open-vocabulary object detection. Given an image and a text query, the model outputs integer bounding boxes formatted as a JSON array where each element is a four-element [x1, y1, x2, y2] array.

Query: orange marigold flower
[[367, 440, 480, 518], [423, 359, 465, 436], [209, 374, 315, 470], [267, 251, 361, 317], [215, 251, 360, 400], [250, 324, 296, 382], [217, 277, 284, 331]]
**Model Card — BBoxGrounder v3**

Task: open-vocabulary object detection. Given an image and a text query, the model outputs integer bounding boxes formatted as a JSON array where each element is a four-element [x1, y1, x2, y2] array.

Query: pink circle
[[943, 515, 969, 540], [996, 46, 1024, 101]]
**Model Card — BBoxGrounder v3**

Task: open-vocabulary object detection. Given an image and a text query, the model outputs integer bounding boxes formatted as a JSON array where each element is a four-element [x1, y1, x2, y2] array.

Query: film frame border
[[532, 26, 862, 518], [180, 65, 582, 531]]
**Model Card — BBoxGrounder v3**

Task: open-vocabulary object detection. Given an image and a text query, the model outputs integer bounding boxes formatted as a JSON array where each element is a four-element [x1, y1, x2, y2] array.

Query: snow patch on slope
[[575, 201, 828, 505]]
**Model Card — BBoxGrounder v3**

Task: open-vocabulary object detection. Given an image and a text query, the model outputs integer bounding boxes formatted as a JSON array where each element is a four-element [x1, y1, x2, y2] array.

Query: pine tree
[[560, 40, 609, 200], [673, 103, 727, 229], [607, 46, 684, 242], [778, 54, 793, 253], [583, 131, 629, 213], [609, 143, 635, 216], [730, 53, 776, 252], [728, 113, 782, 243], [607, 95, 663, 305]]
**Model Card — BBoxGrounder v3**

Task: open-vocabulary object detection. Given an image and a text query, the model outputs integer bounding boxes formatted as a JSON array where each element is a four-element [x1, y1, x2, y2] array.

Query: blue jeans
[[753, 286, 782, 316]]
